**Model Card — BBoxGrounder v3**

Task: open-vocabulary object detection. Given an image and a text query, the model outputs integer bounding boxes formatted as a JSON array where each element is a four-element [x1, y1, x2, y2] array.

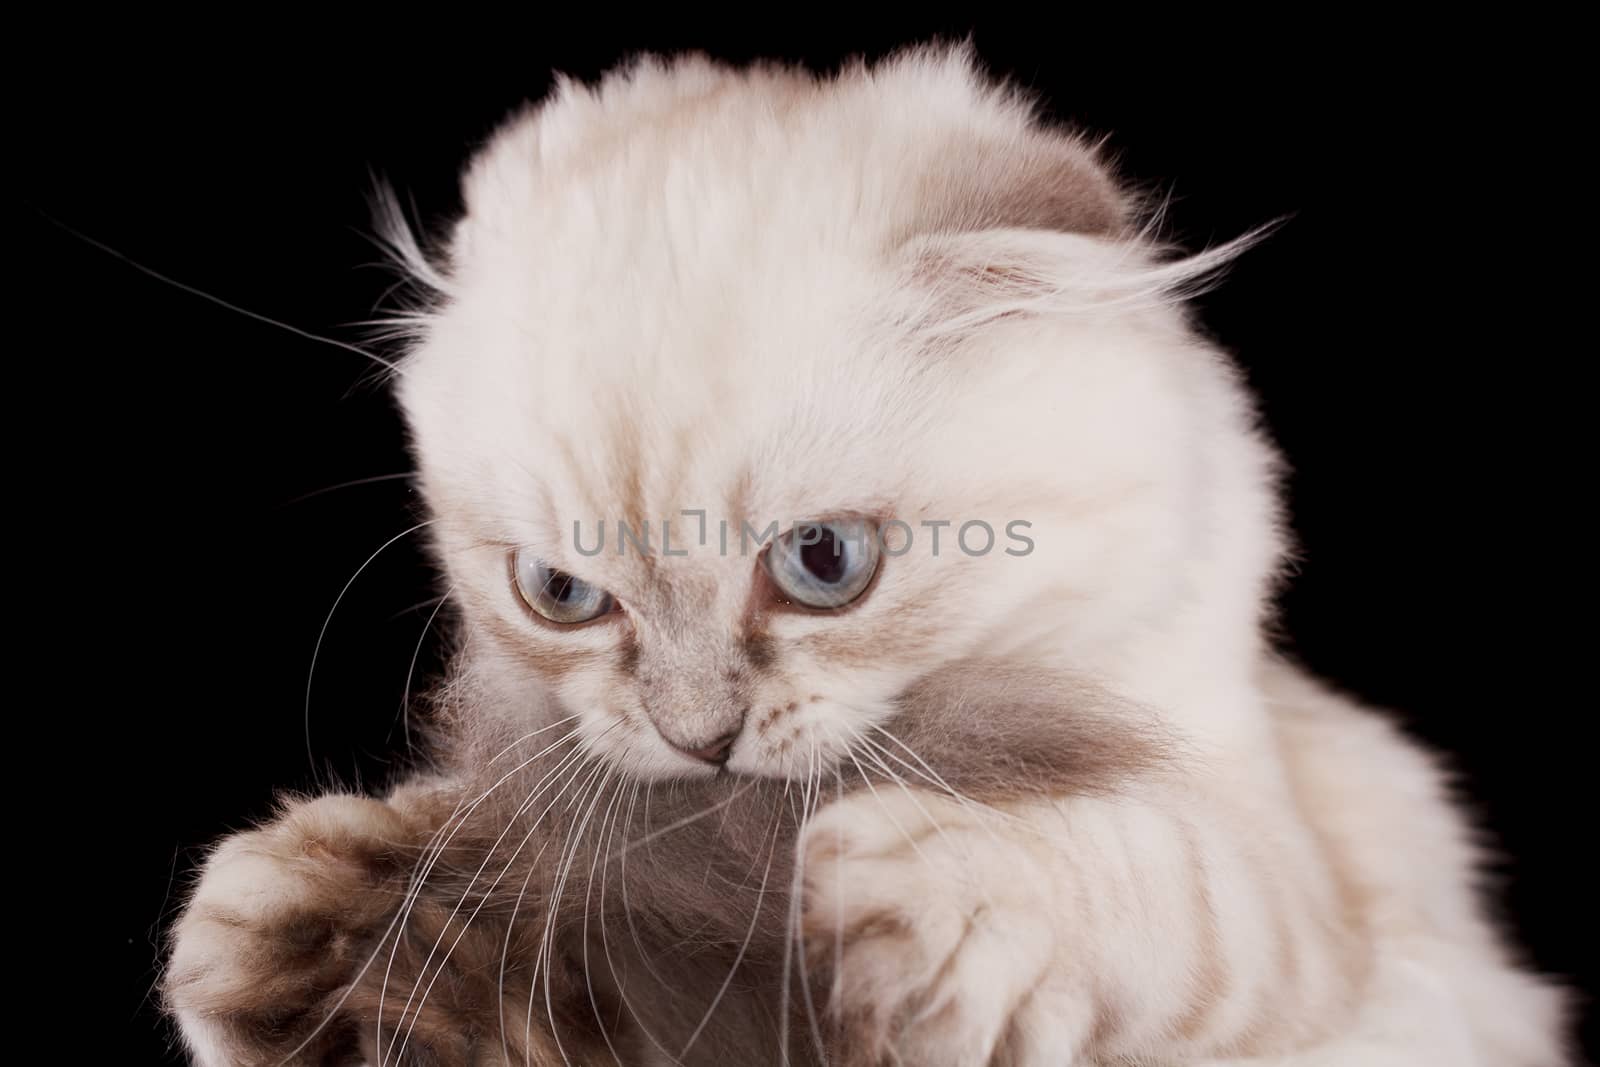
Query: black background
[[21, 17, 1592, 1063]]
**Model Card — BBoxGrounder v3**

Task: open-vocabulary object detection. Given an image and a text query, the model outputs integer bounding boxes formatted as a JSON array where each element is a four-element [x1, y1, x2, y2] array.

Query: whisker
[[596, 779, 683, 1066], [848, 727, 996, 912], [305, 519, 437, 771], [402, 749, 610, 1064], [34, 207, 403, 374], [795, 745, 829, 1061], [477, 716, 584, 770], [281, 471, 416, 507], [679, 794, 786, 1059], [394, 584, 453, 750], [534, 763, 618, 1067], [499, 754, 609, 1067], [273, 799, 474, 1067], [615, 777, 759, 855], [865, 722, 1032, 838], [839, 732, 936, 871], [386, 594, 451, 622], [277, 719, 580, 1066], [581, 771, 631, 1066], [385, 728, 597, 1066], [380, 724, 585, 1018], [833, 769, 845, 1026], [777, 772, 797, 1065], [619, 780, 689, 1022]]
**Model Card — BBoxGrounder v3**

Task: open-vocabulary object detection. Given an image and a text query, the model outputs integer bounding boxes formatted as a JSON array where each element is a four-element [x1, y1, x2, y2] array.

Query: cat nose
[[671, 728, 741, 766]]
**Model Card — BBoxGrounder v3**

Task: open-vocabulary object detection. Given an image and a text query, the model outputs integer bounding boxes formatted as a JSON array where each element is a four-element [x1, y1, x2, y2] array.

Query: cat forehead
[[449, 46, 1123, 278], [403, 246, 908, 541], [416, 47, 1127, 409], [404, 307, 906, 539], [401, 47, 1138, 529]]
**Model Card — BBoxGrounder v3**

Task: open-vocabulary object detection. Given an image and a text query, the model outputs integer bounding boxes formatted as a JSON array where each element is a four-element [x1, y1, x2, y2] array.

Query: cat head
[[390, 45, 1281, 782]]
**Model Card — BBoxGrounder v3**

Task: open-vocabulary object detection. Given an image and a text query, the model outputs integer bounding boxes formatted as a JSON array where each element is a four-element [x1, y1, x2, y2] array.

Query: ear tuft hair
[[896, 222, 1280, 342], [358, 179, 454, 355], [368, 178, 452, 297]]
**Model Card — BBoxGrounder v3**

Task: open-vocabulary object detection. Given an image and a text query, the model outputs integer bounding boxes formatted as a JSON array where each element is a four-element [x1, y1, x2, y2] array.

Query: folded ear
[[916, 126, 1130, 241], [895, 126, 1261, 339], [896, 222, 1260, 342], [885, 114, 1162, 338]]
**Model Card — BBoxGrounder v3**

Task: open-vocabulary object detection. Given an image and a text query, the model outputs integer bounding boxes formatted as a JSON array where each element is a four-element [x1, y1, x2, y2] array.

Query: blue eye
[[512, 550, 616, 624], [763, 519, 880, 608]]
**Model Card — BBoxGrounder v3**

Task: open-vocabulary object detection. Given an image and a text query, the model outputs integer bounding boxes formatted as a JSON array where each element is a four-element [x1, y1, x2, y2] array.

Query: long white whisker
[[386, 729, 602, 1066], [596, 779, 683, 1065], [846, 728, 973, 861], [581, 773, 630, 1066], [396, 584, 453, 750], [616, 777, 758, 855], [679, 794, 786, 1059], [37, 208, 403, 373], [842, 725, 1002, 915], [273, 798, 473, 1067], [398, 751, 609, 1065], [839, 733, 935, 870], [282, 471, 415, 506], [833, 769, 844, 1023], [865, 722, 1030, 838], [500, 755, 608, 1066], [377, 724, 584, 1059], [776, 770, 797, 1066], [305, 519, 436, 769], [859, 731, 1041, 853], [619, 780, 687, 1012], [534, 763, 617, 1066], [795, 745, 829, 1060], [848, 727, 995, 911], [278, 719, 579, 1067]]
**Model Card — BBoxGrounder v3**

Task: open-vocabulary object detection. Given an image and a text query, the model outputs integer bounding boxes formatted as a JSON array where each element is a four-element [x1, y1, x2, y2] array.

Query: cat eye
[[763, 519, 881, 609], [512, 550, 617, 625]]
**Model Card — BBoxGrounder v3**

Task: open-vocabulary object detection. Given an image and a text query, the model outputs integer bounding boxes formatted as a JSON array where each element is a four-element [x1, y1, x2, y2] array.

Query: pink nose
[[673, 730, 739, 766]]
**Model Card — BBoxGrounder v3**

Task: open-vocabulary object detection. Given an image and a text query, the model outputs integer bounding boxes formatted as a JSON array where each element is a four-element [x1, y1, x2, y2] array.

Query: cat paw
[[799, 788, 1066, 1066], [164, 794, 417, 1067]]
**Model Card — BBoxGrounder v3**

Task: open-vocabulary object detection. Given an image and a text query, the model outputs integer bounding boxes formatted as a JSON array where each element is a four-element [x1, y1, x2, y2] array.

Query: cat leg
[[1188, 943, 1569, 1067], [799, 786, 1066, 1066], [799, 783, 1361, 1067], [164, 793, 423, 1065], [158, 779, 548, 1067], [1185, 953, 1483, 1066]]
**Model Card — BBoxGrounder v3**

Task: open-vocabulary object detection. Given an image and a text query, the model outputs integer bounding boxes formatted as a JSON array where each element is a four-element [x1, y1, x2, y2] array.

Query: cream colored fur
[[167, 46, 1568, 1065]]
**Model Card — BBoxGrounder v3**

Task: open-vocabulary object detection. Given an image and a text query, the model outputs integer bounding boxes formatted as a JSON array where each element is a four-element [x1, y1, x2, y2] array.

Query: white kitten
[[167, 45, 1569, 1066]]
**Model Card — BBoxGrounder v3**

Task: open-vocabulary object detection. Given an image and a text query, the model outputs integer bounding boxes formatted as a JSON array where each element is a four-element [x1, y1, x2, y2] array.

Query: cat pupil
[[800, 528, 847, 584], [547, 572, 578, 603]]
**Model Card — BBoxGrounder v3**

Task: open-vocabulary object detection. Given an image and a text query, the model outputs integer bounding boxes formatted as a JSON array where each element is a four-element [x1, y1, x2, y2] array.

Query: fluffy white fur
[[171, 46, 1568, 1065], [395, 47, 1566, 1065]]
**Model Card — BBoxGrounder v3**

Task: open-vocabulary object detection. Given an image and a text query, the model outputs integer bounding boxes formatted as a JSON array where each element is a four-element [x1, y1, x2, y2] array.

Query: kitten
[[163, 46, 1569, 1066]]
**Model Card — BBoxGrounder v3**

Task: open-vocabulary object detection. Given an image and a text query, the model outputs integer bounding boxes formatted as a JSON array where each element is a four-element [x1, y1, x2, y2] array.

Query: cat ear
[[896, 135, 1262, 337], [896, 222, 1261, 341], [918, 128, 1130, 241], [888, 127, 1153, 336]]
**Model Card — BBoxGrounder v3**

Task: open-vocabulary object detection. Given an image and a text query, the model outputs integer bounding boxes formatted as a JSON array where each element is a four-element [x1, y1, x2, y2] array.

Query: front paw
[[800, 788, 1064, 1066], [164, 794, 417, 1066]]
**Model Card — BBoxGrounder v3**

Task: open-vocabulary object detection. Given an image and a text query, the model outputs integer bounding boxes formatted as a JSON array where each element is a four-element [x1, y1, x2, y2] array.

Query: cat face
[[396, 49, 1279, 782]]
